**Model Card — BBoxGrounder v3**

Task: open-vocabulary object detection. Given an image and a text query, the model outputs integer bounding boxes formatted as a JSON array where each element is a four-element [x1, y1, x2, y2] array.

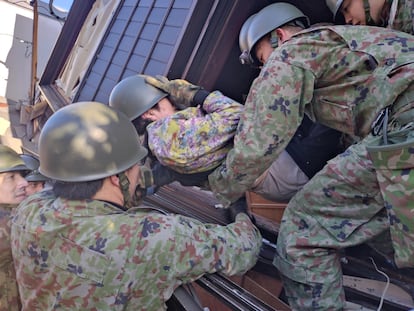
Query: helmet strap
[[363, 0, 380, 26], [380, 0, 393, 26], [270, 30, 278, 48], [118, 172, 133, 209]]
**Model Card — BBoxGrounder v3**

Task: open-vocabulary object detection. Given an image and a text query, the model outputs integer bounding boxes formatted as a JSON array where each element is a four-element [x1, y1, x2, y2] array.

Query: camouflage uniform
[[147, 91, 243, 174], [11, 190, 261, 310], [0, 204, 20, 311], [209, 25, 414, 309], [385, 0, 413, 34], [149, 90, 342, 201]]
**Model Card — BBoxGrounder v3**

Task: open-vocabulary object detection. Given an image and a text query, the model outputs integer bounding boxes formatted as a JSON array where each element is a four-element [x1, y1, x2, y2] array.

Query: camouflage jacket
[[11, 191, 261, 310], [209, 25, 414, 206], [147, 91, 243, 174], [388, 0, 414, 34], [0, 204, 20, 311]]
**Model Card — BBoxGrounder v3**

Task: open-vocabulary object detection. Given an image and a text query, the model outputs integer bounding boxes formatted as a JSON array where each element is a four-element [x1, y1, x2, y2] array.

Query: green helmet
[[20, 154, 39, 171], [239, 2, 310, 66], [0, 145, 28, 173], [39, 101, 148, 182], [20, 154, 49, 182], [325, 0, 343, 19], [109, 75, 168, 121]]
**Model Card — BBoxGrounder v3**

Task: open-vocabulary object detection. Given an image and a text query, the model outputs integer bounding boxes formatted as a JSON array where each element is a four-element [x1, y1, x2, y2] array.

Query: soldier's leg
[[251, 150, 309, 202], [367, 124, 414, 268], [274, 141, 390, 310]]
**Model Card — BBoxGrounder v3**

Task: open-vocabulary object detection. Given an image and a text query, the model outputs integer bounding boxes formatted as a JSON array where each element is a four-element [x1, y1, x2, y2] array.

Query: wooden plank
[[246, 191, 287, 224], [38, 85, 70, 112], [241, 270, 290, 310], [30, 100, 48, 119]]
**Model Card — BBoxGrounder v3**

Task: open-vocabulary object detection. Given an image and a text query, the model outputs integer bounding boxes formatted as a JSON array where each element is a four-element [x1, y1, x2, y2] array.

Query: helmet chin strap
[[118, 172, 135, 209], [118, 170, 148, 209], [363, 0, 383, 26], [270, 30, 278, 48]]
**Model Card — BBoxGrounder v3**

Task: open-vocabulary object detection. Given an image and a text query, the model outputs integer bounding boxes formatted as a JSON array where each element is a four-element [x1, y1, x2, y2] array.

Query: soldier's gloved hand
[[170, 169, 212, 187], [145, 75, 203, 109], [227, 196, 251, 223], [151, 162, 177, 188], [131, 165, 155, 199], [139, 165, 154, 188], [132, 186, 148, 204], [152, 161, 213, 188]]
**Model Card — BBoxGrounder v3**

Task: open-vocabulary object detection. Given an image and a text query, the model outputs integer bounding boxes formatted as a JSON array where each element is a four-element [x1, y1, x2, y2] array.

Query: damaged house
[[22, 0, 332, 150], [15, 0, 414, 310]]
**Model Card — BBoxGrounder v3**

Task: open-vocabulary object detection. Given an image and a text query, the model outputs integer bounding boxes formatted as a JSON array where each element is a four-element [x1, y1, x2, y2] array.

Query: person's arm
[[151, 212, 262, 282], [147, 92, 243, 174], [208, 61, 315, 206]]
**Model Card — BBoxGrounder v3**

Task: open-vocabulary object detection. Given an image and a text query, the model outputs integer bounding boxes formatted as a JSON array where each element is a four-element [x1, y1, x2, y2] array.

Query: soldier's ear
[[276, 28, 291, 44], [109, 175, 120, 187]]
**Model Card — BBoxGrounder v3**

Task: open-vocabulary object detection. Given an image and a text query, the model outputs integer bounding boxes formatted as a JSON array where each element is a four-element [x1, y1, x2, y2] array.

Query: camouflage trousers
[[273, 127, 414, 310], [367, 123, 414, 267]]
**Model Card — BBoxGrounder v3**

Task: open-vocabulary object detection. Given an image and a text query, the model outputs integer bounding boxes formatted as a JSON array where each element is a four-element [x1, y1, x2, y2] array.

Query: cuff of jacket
[[193, 89, 210, 107]]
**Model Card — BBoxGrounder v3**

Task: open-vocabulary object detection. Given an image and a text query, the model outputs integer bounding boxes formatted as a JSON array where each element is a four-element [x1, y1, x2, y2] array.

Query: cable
[[369, 257, 390, 311]]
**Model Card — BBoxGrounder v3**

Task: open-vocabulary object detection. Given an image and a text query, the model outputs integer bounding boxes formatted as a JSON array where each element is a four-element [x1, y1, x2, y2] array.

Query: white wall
[[0, 1, 63, 103]]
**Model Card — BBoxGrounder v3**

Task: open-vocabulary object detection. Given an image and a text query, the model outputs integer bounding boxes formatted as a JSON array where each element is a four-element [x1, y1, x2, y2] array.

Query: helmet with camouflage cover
[[20, 154, 49, 182], [0, 145, 28, 173], [109, 75, 168, 121], [39, 101, 148, 182], [239, 2, 310, 66]]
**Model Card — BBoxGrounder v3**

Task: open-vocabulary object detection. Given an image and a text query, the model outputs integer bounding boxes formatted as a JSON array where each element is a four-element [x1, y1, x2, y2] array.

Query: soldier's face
[[255, 37, 273, 65], [141, 98, 176, 121], [340, 0, 383, 25], [25, 181, 44, 196], [0, 171, 28, 204]]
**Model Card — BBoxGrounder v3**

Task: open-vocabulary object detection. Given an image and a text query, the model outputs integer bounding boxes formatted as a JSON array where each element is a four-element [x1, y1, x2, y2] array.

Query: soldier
[[237, 5, 345, 202], [208, 2, 414, 310], [10, 101, 262, 310], [326, 0, 414, 34], [109, 74, 242, 190], [20, 154, 50, 195], [110, 73, 343, 202], [0, 144, 29, 311]]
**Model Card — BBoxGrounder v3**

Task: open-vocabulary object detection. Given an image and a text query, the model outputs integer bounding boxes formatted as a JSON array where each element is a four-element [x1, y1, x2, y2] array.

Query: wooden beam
[[30, 0, 38, 104]]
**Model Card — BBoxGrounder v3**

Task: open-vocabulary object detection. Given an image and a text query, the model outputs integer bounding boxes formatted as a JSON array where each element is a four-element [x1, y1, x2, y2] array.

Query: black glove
[[227, 196, 250, 223], [151, 162, 176, 188], [152, 161, 213, 187], [132, 186, 148, 204], [171, 169, 212, 187]]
